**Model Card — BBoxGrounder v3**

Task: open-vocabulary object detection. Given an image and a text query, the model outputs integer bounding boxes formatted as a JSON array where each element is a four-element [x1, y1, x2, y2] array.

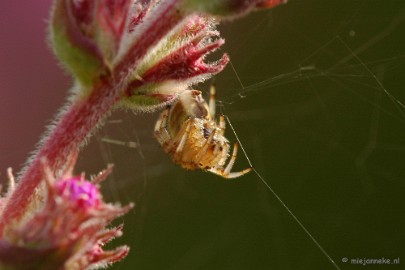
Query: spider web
[[93, 1, 405, 269]]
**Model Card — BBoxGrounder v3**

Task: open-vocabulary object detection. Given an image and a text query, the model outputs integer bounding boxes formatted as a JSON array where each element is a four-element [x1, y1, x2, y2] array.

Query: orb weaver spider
[[154, 85, 252, 179]]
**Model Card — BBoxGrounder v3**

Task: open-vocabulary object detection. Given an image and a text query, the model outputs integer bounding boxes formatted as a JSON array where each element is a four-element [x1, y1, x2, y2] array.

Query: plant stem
[[0, 80, 118, 236]]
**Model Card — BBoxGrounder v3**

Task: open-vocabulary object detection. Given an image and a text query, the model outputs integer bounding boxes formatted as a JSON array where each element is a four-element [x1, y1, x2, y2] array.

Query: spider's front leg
[[209, 142, 252, 179], [209, 83, 216, 118], [154, 108, 171, 147], [218, 114, 226, 136]]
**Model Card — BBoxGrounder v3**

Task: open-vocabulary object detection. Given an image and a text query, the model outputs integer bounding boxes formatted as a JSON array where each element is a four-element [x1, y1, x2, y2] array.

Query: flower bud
[[119, 15, 229, 111], [0, 160, 132, 270], [50, 0, 107, 87], [55, 176, 102, 209]]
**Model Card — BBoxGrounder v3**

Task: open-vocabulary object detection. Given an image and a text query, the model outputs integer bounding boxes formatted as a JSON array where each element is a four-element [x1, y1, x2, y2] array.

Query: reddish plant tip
[[70, 0, 95, 27], [256, 0, 288, 8]]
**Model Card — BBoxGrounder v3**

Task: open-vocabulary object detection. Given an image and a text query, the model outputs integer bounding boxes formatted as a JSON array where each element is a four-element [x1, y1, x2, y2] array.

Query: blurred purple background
[[0, 1, 69, 173]]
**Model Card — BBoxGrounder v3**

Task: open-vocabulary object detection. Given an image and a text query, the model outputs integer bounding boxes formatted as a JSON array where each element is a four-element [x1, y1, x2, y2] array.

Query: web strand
[[224, 115, 342, 270], [229, 60, 246, 90], [336, 36, 405, 121]]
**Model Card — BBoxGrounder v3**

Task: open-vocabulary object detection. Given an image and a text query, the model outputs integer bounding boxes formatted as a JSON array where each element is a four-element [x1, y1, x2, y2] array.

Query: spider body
[[154, 87, 251, 179]]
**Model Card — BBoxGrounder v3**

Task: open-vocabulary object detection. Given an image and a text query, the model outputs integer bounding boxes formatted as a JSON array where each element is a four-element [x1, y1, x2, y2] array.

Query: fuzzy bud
[[120, 15, 229, 111], [0, 159, 133, 270], [50, 0, 108, 87]]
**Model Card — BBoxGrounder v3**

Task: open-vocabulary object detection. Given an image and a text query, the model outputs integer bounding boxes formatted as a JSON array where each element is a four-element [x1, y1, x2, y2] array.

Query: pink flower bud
[[55, 176, 102, 209], [0, 159, 133, 270]]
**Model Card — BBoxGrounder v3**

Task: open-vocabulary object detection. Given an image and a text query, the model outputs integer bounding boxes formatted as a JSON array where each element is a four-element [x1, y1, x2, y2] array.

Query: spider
[[154, 85, 252, 179]]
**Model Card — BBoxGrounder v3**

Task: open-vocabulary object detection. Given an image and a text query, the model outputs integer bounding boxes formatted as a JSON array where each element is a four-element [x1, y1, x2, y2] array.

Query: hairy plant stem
[[0, 81, 118, 237], [0, 0, 184, 236]]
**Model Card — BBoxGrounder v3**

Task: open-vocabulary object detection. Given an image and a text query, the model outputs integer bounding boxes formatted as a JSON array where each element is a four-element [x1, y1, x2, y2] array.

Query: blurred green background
[[1, 0, 404, 269]]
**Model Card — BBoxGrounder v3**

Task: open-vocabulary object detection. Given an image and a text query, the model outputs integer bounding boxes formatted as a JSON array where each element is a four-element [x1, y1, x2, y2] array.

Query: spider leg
[[209, 142, 252, 179], [217, 168, 253, 179], [154, 108, 169, 132], [218, 115, 226, 136], [213, 141, 221, 155], [194, 129, 217, 164], [175, 119, 193, 154], [218, 141, 229, 164], [223, 142, 239, 175], [154, 108, 171, 147], [209, 83, 216, 118]]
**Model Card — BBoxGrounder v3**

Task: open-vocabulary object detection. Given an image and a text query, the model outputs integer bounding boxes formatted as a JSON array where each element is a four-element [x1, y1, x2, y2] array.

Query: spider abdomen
[[154, 88, 251, 178], [168, 118, 230, 170]]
